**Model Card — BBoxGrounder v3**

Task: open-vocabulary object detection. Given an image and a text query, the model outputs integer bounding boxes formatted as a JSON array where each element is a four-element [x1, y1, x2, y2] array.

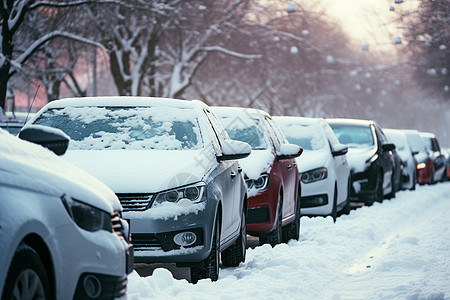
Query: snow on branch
[[11, 30, 103, 76], [201, 46, 262, 59]]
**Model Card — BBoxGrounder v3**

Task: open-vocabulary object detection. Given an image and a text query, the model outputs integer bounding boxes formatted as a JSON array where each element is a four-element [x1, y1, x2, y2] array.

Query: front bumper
[[246, 187, 278, 234], [300, 178, 333, 216], [123, 200, 216, 266], [349, 170, 378, 202]]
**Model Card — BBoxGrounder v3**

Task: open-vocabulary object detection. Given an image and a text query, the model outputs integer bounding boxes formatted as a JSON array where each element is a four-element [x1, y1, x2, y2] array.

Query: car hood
[[295, 150, 329, 173], [346, 147, 377, 173], [62, 148, 217, 193], [239, 149, 274, 180], [0, 129, 120, 213]]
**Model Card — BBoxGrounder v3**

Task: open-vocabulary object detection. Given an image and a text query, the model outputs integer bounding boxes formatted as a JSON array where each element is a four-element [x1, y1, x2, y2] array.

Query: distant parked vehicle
[[274, 116, 350, 222], [442, 148, 450, 180], [327, 118, 396, 205], [0, 121, 23, 135], [213, 107, 302, 247], [420, 132, 447, 183], [403, 130, 433, 185], [384, 129, 417, 190], [1, 127, 132, 300], [27, 96, 251, 283]]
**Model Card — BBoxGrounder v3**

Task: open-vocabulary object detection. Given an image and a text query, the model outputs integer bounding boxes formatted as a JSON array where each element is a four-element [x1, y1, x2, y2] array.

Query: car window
[[216, 114, 268, 150], [385, 132, 406, 150], [33, 106, 204, 150], [329, 124, 374, 148], [277, 122, 326, 151]]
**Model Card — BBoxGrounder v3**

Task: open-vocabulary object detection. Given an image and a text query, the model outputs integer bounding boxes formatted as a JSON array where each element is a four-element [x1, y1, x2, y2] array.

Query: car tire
[[374, 172, 384, 204], [282, 192, 301, 242], [331, 185, 338, 222], [259, 195, 282, 247], [190, 216, 220, 284], [2, 245, 52, 300], [221, 207, 247, 267], [342, 178, 352, 215]]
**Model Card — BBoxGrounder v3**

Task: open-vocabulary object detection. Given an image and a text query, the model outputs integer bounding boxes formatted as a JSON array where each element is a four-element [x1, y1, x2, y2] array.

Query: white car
[[0, 127, 132, 300], [383, 129, 417, 190], [274, 117, 351, 221], [26, 97, 251, 283]]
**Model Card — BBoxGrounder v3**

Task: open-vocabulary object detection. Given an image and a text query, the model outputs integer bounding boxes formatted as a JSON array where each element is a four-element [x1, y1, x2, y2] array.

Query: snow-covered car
[[384, 128, 417, 190], [0, 127, 132, 300], [403, 129, 433, 185], [274, 116, 350, 222], [212, 107, 302, 247], [26, 97, 251, 283], [327, 118, 396, 205], [419, 132, 447, 183]]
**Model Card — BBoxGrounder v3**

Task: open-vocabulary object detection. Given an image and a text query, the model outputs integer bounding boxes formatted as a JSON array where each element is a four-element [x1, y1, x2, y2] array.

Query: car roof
[[326, 118, 374, 126], [419, 132, 436, 138], [273, 116, 325, 126], [211, 106, 270, 120], [38, 96, 208, 110]]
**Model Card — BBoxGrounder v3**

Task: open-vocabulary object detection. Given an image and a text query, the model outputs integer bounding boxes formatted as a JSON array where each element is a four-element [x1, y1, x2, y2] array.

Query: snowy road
[[127, 183, 450, 300]]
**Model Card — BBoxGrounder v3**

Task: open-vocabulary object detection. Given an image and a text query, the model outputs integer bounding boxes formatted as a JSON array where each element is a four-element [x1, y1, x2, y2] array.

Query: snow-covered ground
[[127, 183, 450, 300]]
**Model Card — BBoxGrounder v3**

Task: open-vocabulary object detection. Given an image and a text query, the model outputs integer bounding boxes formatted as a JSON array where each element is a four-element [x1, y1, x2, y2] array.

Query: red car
[[403, 129, 433, 184], [212, 107, 302, 247]]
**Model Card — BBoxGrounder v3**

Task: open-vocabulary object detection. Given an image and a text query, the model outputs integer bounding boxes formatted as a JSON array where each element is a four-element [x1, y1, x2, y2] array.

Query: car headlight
[[61, 195, 112, 232], [245, 174, 270, 190], [153, 182, 206, 204], [301, 167, 328, 183]]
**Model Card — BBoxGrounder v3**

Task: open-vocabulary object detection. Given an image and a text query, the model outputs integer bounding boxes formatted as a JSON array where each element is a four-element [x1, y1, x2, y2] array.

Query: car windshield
[[405, 133, 427, 153], [277, 123, 326, 151], [216, 116, 268, 150], [421, 136, 432, 151], [329, 124, 374, 148], [385, 133, 405, 150], [33, 106, 204, 150]]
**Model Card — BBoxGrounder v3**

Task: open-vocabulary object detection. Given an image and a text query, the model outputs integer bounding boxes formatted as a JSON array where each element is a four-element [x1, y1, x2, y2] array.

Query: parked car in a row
[[420, 132, 447, 183], [26, 97, 252, 283], [273, 116, 350, 222], [212, 107, 303, 246], [0, 127, 133, 300], [326, 118, 397, 206], [402, 129, 434, 185]]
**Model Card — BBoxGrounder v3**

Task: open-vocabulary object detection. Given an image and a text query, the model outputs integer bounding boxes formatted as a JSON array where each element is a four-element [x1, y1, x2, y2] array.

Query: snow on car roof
[[0, 128, 121, 213], [326, 118, 375, 126], [272, 116, 324, 126], [211, 106, 269, 120]]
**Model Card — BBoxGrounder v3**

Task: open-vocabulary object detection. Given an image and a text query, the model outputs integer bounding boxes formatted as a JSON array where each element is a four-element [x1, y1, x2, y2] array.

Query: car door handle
[[231, 171, 237, 178], [287, 164, 293, 170], [238, 166, 242, 173]]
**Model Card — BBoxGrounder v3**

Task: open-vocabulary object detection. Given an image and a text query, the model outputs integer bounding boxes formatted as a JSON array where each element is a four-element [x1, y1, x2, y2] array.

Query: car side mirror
[[276, 144, 303, 160], [332, 143, 348, 157], [382, 142, 396, 152], [19, 125, 70, 156], [218, 140, 251, 161]]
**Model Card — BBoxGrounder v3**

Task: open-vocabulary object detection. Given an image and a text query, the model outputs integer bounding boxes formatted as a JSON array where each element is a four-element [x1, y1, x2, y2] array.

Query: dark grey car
[[26, 96, 251, 283]]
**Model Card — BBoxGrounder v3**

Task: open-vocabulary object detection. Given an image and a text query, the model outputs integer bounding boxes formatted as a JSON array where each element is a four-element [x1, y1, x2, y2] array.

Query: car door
[[374, 124, 394, 193], [324, 123, 349, 205], [264, 116, 297, 219], [203, 109, 241, 241]]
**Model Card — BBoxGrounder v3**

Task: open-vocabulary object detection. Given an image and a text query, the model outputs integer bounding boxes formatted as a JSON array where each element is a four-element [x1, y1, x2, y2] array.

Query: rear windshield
[[33, 106, 204, 150]]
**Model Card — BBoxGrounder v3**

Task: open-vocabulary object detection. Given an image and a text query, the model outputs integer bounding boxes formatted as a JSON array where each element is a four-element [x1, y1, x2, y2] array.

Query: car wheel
[[331, 185, 338, 222], [2, 245, 52, 300], [282, 192, 301, 242], [221, 207, 247, 267], [190, 216, 220, 284], [342, 178, 351, 215], [374, 172, 384, 204], [259, 196, 282, 247]]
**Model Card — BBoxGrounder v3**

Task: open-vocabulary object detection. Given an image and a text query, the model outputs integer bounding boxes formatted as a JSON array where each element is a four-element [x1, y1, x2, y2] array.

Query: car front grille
[[116, 193, 153, 211], [131, 233, 163, 251]]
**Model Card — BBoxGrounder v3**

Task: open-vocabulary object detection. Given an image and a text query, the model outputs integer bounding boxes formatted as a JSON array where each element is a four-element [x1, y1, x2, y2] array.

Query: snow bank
[[128, 183, 450, 299]]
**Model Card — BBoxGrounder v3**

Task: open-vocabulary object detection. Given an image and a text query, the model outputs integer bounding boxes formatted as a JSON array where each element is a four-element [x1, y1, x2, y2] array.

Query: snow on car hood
[[295, 150, 329, 173], [239, 149, 274, 179], [346, 147, 377, 173], [62, 148, 217, 193], [0, 129, 120, 213]]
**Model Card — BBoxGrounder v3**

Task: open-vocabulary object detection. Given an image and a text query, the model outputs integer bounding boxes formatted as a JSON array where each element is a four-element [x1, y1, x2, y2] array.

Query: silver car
[[0, 127, 132, 300]]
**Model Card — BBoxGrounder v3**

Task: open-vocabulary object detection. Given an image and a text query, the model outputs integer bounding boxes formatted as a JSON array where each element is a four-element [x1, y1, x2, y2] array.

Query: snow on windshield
[[33, 107, 204, 151], [330, 124, 374, 148], [277, 123, 326, 151], [405, 133, 427, 153], [385, 132, 405, 150], [216, 115, 268, 150]]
